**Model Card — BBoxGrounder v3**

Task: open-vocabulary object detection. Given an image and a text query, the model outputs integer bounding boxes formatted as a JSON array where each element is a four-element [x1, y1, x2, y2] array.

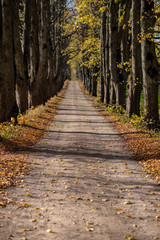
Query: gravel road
[[0, 81, 160, 240]]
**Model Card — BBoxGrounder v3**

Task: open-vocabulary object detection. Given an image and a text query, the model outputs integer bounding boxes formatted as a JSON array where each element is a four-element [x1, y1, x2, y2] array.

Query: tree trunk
[[126, 0, 142, 117], [120, 0, 132, 109], [109, 0, 119, 105], [13, 0, 28, 113], [92, 67, 98, 97], [0, 0, 17, 122], [30, 0, 48, 106], [141, 0, 159, 124], [46, 1, 57, 98], [29, 0, 40, 107], [105, 10, 110, 105], [23, 0, 31, 77], [100, 11, 106, 103], [0, 0, 2, 45]]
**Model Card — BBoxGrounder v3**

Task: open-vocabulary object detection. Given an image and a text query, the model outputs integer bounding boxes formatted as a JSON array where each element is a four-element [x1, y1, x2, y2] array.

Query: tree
[[13, 0, 28, 113], [0, 0, 17, 122], [126, 0, 142, 117], [141, 0, 159, 124]]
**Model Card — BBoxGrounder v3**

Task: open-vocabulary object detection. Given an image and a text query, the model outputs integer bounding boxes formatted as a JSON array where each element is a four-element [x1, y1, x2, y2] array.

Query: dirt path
[[0, 81, 160, 240]]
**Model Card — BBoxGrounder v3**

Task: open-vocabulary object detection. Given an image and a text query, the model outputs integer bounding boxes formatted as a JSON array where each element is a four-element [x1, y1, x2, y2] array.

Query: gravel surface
[[0, 81, 160, 240]]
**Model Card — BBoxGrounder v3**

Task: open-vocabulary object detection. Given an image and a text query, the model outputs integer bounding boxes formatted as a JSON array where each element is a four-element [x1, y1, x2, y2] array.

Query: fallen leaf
[[124, 201, 131, 205], [86, 227, 94, 231], [69, 196, 75, 199], [126, 214, 132, 218], [24, 202, 29, 207], [21, 229, 32, 232], [0, 202, 6, 207], [31, 219, 37, 222], [46, 229, 53, 233], [124, 236, 135, 240], [116, 207, 122, 210]]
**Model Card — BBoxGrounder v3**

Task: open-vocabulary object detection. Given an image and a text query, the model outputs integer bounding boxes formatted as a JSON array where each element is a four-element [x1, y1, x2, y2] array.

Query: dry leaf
[[124, 236, 135, 240], [126, 214, 132, 218], [21, 229, 32, 232], [86, 227, 94, 231], [31, 219, 37, 222], [124, 201, 131, 205], [69, 196, 75, 199], [0, 202, 6, 207], [46, 229, 53, 233]]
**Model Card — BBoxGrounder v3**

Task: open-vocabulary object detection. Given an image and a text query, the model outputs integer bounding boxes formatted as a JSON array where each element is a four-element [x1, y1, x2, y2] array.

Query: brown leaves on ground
[[0, 81, 69, 191]]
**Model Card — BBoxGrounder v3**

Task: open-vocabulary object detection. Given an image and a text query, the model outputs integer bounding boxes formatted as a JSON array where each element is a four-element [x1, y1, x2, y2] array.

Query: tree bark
[[120, 0, 132, 109], [109, 0, 119, 105], [100, 11, 106, 103], [30, 0, 48, 106], [0, 0, 17, 122], [29, 0, 40, 107], [13, 0, 28, 113], [126, 0, 142, 117], [23, 0, 31, 77], [0, 0, 2, 45], [141, 0, 159, 124]]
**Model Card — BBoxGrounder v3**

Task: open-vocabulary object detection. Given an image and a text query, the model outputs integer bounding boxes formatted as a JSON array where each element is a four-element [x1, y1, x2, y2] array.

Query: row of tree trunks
[[100, 0, 159, 125], [0, 0, 69, 122]]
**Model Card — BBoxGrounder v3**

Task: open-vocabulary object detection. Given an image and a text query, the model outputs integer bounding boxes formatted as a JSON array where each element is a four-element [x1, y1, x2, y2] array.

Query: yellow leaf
[[37, 212, 42, 216], [0, 202, 6, 206], [86, 227, 94, 231], [44, 194, 49, 197], [124, 236, 135, 240], [126, 214, 132, 218], [24, 202, 29, 207], [46, 229, 53, 233], [34, 207, 40, 210], [21, 229, 32, 232], [124, 201, 131, 205], [69, 196, 75, 199], [116, 207, 122, 210]]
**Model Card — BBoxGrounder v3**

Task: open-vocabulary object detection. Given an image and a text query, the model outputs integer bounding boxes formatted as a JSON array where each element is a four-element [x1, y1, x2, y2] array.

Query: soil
[[0, 81, 160, 240]]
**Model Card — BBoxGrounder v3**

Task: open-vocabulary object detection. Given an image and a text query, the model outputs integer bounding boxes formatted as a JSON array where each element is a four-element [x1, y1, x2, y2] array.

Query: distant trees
[[0, 0, 70, 122], [70, 0, 160, 126]]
